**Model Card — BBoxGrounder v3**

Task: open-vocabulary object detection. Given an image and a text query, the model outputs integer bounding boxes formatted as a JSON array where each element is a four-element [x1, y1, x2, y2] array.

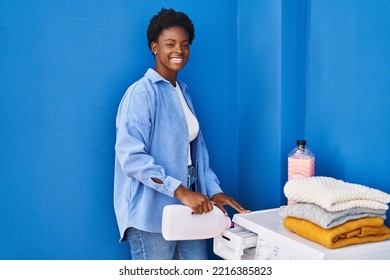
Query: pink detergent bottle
[[162, 204, 232, 240], [287, 140, 315, 204]]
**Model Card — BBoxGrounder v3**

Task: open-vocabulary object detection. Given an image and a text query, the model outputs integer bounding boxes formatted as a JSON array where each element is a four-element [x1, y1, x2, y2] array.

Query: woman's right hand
[[174, 185, 213, 214]]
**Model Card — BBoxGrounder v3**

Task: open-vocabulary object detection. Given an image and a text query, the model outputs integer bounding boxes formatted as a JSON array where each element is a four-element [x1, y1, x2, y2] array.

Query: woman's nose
[[174, 45, 183, 53]]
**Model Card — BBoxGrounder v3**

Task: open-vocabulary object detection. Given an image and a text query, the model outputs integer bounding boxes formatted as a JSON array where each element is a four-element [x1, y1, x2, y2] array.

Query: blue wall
[[305, 1, 390, 193], [1, 0, 389, 259], [237, 0, 308, 210]]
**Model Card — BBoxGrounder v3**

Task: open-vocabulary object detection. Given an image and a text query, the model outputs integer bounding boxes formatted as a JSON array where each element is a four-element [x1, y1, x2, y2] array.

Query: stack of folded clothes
[[283, 176, 390, 249]]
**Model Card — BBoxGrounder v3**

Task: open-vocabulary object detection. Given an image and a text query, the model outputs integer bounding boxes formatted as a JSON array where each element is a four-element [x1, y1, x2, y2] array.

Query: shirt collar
[[145, 68, 166, 83], [145, 68, 188, 91]]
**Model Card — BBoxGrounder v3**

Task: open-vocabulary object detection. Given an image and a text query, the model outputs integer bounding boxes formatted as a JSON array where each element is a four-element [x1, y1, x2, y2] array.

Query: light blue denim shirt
[[114, 68, 223, 241]]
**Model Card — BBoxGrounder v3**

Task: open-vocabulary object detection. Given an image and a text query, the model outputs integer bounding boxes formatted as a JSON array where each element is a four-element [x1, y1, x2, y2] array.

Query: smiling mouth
[[171, 57, 184, 63]]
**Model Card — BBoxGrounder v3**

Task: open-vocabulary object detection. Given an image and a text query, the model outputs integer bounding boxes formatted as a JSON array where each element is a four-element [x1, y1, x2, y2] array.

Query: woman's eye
[[165, 43, 174, 47], [183, 44, 190, 49]]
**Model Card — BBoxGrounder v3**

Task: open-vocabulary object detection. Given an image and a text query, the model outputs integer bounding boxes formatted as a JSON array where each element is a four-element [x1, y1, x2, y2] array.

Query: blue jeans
[[125, 227, 208, 260], [187, 165, 196, 190]]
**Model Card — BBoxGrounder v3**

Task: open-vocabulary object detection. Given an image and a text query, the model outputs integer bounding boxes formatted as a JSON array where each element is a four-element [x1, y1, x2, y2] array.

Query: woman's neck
[[154, 66, 177, 87]]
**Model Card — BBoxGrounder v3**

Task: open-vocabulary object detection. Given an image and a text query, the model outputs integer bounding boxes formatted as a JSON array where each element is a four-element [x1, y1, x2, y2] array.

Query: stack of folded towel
[[283, 176, 390, 249]]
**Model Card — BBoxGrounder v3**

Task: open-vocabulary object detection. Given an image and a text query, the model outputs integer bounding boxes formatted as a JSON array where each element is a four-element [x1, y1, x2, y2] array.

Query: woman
[[114, 8, 248, 260]]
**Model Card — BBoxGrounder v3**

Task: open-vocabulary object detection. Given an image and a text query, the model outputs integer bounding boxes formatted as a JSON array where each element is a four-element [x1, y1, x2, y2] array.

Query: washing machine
[[213, 208, 390, 260]]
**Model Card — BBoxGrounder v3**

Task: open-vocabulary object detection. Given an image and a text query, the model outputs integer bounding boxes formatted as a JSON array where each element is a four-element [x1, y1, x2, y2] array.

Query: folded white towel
[[284, 176, 390, 212], [285, 202, 387, 229]]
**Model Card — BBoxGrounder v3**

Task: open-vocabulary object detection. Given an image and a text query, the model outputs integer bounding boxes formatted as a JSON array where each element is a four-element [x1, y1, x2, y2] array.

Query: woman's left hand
[[212, 193, 250, 216]]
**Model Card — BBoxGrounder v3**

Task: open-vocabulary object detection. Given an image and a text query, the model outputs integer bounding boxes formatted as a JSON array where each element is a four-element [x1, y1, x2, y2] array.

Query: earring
[[154, 51, 157, 55]]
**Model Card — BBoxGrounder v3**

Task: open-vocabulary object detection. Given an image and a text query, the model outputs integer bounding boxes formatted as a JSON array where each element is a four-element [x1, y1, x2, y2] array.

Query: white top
[[175, 83, 199, 165]]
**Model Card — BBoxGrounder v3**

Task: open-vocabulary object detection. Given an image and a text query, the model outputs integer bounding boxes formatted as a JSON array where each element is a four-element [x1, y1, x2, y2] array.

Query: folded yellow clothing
[[283, 216, 390, 249]]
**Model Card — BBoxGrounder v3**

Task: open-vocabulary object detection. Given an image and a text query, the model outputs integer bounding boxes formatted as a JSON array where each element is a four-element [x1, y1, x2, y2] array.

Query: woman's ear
[[150, 42, 157, 54]]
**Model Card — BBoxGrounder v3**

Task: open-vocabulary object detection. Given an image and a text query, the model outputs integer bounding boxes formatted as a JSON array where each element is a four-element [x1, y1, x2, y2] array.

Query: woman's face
[[151, 26, 190, 82]]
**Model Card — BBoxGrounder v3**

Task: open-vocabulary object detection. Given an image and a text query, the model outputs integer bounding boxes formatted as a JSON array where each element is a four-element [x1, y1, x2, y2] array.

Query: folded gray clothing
[[285, 202, 387, 229]]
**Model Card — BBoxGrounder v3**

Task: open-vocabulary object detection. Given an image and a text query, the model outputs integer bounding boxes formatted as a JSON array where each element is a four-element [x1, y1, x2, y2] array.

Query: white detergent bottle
[[162, 204, 232, 241]]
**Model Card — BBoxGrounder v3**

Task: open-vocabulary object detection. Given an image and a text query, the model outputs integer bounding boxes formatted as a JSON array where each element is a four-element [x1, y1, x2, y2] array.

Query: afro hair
[[147, 8, 195, 51]]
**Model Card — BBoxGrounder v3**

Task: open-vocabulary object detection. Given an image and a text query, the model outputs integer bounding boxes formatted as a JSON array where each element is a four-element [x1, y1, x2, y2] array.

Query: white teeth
[[172, 58, 183, 61]]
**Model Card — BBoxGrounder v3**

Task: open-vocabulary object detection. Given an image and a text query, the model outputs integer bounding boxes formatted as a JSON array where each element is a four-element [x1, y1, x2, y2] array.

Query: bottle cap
[[224, 216, 232, 229], [297, 140, 306, 146]]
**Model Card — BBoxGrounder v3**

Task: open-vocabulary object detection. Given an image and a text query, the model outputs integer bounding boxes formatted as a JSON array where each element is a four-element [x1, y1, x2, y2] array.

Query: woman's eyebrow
[[164, 38, 189, 42]]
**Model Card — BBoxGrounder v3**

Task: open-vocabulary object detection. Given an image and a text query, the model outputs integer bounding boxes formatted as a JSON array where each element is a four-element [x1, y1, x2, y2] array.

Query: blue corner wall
[[305, 1, 390, 193], [1, 0, 389, 259]]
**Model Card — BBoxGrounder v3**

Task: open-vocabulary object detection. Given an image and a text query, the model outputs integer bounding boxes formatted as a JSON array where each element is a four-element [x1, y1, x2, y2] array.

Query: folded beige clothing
[[284, 176, 390, 211]]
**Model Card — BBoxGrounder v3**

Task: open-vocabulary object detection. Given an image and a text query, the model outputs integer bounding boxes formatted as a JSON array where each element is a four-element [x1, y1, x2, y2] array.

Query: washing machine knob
[[256, 239, 274, 260]]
